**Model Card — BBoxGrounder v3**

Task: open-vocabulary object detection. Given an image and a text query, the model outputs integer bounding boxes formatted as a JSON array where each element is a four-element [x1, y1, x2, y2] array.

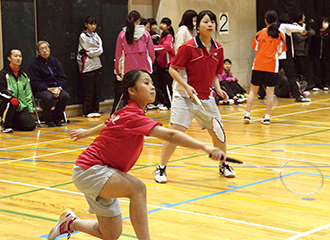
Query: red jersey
[[251, 27, 287, 73], [75, 100, 161, 172], [171, 37, 224, 99]]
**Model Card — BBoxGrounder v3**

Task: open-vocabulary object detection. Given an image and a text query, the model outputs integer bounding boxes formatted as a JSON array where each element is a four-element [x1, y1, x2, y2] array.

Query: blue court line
[[146, 175, 283, 215]]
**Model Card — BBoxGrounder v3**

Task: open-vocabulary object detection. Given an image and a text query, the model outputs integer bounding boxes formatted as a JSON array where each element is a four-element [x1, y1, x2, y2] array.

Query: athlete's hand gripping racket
[[193, 94, 226, 143]]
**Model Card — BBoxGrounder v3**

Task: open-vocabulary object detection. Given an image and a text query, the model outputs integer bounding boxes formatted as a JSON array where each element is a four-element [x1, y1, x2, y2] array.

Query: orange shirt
[[251, 27, 287, 73]]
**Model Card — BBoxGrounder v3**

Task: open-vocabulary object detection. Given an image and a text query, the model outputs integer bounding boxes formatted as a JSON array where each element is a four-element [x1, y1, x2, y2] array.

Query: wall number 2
[[219, 12, 229, 35]]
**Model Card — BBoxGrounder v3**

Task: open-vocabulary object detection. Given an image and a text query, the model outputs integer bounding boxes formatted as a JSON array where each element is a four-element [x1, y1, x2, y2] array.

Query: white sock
[[264, 114, 270, 119], [159, 164, 166, 169], [245, 112, 251, 117]]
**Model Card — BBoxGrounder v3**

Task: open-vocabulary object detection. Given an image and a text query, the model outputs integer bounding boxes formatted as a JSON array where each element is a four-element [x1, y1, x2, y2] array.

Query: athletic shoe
[[312, 87, 322, 91], [219, 162, 236, 178], [87, 113, 101, 118], [158, 106, 168, 111], [2, 127, 13, 133], [302, 91, 310, 96], [48, 209, 77, 240], [155, 165, 167, 183], [146, 103, 158, 110], [324, 87, 329, 91], [261, 118, 270, 125], [243, 115, 250, 124], [296, 96, 311, 102]]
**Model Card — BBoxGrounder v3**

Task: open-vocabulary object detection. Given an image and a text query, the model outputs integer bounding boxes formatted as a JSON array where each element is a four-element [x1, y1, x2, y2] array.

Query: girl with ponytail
[[244, 10, 287, 125], [113, 10, 155, 114], [48, 69, 225, 240]]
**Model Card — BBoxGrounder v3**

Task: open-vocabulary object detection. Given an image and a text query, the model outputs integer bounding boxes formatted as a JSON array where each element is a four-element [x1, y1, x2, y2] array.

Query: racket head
[[211, 117, 226, 143], [280, 159, 324, 195]]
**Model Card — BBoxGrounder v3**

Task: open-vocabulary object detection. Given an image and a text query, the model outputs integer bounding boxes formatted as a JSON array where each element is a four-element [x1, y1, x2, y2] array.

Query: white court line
[[274, 106, 330, 119], [0, 137, 72, 151], [0, 147, 86, 165], [284, 223, 330, 240], [221, 98, 330, 118], [0, 179, 301, 235]]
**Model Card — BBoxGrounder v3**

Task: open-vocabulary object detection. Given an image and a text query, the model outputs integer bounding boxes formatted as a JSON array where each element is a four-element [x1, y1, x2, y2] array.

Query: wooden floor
[[1, 91, 330, 240]]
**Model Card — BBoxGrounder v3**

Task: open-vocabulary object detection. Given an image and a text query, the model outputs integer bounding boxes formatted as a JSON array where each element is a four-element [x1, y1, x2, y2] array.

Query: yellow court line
[[4, 162, 72, 174]]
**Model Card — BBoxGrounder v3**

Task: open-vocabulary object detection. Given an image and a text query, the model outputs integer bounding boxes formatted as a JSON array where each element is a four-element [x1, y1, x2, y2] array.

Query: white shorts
[[170, 95, 222, 129], [72, 164, 121, 217]]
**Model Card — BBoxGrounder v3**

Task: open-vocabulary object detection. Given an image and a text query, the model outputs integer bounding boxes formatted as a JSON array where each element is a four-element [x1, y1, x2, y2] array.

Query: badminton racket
[[228, 157, 324, 195], [193, 94, 226, 143]]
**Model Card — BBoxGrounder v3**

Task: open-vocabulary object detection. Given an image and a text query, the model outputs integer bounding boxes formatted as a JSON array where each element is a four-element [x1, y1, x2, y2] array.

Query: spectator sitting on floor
[[212, 58, 248, 105], [29, 41, 70, 127], [258, 68, 310, 101]]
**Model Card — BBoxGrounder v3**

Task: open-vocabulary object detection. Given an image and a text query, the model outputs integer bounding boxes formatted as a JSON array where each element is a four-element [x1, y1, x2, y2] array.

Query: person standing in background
[[112, 10, 155, 114], [175, 9, 197, 53], [154, 17, 175, 110], [310, 17, 330, 91], [292, 12, 315, 90], [244, 10, 286, 125], [77, 16, 103, 118]]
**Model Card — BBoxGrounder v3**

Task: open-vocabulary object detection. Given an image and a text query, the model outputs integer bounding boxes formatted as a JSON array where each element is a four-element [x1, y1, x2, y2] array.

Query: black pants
[[311, 57, 330, 89], [157, 67, 173, 109], [82, 68, 102, 115], [294, 55, 315, 89], [35, 89, 70, 124], [280, 58, 301, 99], [0, 101, 35, 131], [111, 78, 122, 115]]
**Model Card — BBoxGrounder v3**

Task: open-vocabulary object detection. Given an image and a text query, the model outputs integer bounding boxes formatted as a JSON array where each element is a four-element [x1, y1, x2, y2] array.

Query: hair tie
[[131, 17, 135, 21]]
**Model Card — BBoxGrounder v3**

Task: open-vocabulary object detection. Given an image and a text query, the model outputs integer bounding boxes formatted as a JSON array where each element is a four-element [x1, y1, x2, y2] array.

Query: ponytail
[[126, 10, 141, 45], [168, 26, 175, 39], [268, 23, 280, 38]]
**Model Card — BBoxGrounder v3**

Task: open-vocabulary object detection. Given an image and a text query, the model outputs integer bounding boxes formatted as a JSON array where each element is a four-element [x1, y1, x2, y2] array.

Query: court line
[[284, 223, 330, 240], [0, 179, 302, 235], [0, 147, 86, 165]]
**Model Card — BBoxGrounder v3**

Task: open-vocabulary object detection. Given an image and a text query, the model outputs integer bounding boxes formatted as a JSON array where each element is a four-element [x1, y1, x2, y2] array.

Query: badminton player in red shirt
[[154, 10, 236, 183], [47, 69, 226, 240]]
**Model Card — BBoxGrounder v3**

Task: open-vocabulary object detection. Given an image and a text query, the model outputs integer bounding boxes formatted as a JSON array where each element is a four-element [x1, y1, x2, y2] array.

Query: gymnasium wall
[[132, 0, 257, 89]]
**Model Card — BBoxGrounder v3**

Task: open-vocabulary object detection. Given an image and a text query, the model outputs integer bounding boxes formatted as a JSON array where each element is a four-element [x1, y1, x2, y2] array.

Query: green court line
[[228, 128, 330, 151], [0, 182, 72, 200], [0, 208, 57, 222]]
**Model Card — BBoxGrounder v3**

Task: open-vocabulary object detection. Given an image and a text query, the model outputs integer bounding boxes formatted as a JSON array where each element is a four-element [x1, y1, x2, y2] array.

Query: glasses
[[39, 46, 50, 51]]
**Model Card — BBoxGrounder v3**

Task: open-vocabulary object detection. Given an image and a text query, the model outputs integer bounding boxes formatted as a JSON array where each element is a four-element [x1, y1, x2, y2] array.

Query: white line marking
[[0, 147, 86, 165], [284, 223, 330, 240], [0, 179, 301, 235]]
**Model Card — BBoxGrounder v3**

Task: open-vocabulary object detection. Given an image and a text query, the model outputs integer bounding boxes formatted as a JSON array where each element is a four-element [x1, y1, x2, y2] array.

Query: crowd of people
[[245, 10, 330, 124], [1, 7, 329, 240]]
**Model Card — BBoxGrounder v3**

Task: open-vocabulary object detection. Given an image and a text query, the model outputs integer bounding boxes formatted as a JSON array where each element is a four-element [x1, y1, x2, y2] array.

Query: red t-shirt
[[75, 101, 162, 172], [251, 27, 287, 73], [171, 37, 224, 99]]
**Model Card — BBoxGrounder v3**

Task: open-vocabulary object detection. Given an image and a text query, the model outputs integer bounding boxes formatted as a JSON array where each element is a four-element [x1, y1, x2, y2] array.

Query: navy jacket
[[28, 56, 67, 93]]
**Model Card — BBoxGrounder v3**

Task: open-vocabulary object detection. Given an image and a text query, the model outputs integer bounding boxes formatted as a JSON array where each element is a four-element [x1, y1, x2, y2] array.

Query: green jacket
[[0, 66, 34, 113]]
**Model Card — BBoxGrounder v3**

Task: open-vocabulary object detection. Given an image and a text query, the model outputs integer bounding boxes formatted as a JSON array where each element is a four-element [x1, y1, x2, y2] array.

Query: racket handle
[[208, 155, 243, 164], [226, 157, 243, 164]]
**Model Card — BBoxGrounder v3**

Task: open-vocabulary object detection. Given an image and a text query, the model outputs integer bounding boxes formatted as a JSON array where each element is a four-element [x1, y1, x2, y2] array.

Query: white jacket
[[77, 31, 103, 73]]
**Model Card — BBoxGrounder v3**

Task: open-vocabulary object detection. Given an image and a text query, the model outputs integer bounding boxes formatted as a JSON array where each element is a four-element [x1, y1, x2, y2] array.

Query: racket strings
[[280, 160, 324, 195]]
